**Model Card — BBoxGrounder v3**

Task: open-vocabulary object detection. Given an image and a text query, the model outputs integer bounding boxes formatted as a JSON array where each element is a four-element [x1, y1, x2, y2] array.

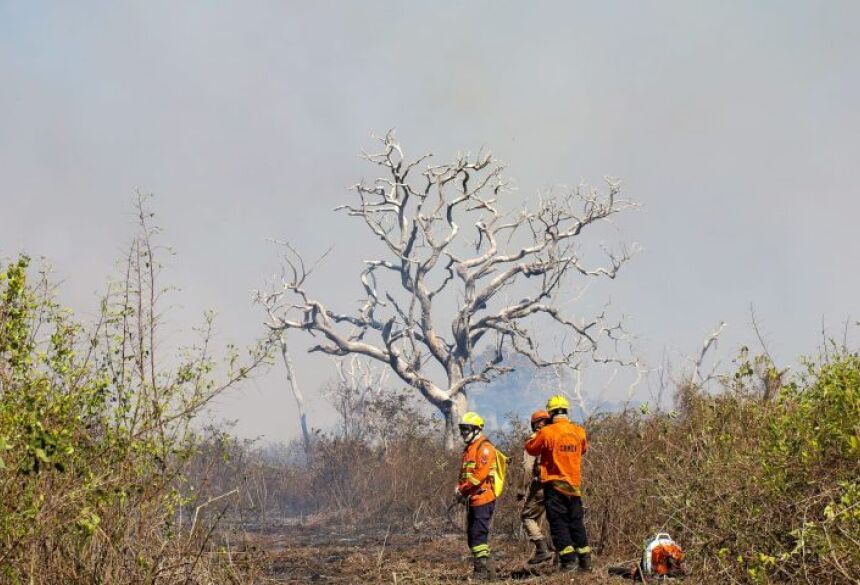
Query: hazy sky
[[2, 2, 858, 442]]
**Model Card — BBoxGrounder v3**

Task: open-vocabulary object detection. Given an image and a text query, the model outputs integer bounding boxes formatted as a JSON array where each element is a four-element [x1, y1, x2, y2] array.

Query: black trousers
[[467, 501, 495, 558], [543, 485, 589, 557]]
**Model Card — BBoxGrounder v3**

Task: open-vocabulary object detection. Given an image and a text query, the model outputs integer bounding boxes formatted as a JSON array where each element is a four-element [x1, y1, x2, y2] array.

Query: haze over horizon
[[2, 2, 858, 442]]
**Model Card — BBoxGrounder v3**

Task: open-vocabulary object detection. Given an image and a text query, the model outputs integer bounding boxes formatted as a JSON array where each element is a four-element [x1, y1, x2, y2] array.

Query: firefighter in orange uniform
[[525, 395, 592, 573], [454, 412, 498, 581]]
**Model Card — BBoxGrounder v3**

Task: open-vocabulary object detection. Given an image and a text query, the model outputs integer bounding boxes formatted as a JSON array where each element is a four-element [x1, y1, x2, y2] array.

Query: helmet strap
[[460, 426, 480, 444]]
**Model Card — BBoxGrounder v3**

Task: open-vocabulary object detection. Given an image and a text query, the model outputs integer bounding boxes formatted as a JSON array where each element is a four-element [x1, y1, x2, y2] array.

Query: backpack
[[642, 533, 684, 576], [478, 439, 509, 498]]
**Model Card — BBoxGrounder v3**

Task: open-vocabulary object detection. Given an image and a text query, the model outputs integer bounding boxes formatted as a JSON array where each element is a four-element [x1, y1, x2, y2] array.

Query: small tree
[[257, 133, 637, 448], [0, 197, 269, 582]]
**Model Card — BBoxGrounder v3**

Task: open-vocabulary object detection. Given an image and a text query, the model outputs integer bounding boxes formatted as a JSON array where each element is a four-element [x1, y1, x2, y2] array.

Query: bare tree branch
[[689, 321, 727, 386], [256, 132, 639, 447]]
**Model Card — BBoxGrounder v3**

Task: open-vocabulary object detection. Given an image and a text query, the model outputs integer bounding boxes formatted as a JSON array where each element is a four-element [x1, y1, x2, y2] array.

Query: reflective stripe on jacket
[[458, 434, 497, 506]]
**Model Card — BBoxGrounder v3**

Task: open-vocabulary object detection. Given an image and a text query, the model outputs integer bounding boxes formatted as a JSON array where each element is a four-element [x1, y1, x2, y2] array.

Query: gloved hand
[[453, 487, 468, 505]]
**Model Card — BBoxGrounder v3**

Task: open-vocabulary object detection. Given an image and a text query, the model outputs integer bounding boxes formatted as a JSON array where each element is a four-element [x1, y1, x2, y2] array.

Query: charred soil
[[248, 524, 632, 584]]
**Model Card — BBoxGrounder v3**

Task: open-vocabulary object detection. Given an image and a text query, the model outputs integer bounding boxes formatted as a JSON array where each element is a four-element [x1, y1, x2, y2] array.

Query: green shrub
[[580, 351, 860, 583], [0, 203, 267, 583]]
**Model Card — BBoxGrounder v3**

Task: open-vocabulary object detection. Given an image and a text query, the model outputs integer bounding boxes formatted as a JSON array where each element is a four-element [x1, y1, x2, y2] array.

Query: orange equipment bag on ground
[[643, 533, 685, 576], [608, 532, 686, 581]]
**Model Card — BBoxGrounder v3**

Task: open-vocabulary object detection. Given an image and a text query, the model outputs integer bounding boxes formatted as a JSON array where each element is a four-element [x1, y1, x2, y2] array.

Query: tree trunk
[[278, 333, 312, 458], [441, 392, 468, 450]]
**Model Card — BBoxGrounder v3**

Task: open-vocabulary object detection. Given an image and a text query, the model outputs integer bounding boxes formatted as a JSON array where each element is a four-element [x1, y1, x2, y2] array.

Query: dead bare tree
[[675, 321, 726, 416], [690, 321, 727, 387], [255, 132, 639, 447], [277, 332, 311, 455], [330, 356, 389, 442], [324, 356, 430, 451]]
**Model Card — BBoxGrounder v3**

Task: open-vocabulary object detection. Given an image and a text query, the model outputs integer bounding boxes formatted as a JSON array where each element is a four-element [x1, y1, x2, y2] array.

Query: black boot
[[578, 552, 593, 572], [559, 552, 578, 572], [472, 557, 497, 581], [527, 538, 553, 565]]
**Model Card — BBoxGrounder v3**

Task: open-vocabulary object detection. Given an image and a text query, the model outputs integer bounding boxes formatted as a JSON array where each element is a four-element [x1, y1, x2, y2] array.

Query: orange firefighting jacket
[[457, 434, 497, 506], [524, 417, 587, 496]]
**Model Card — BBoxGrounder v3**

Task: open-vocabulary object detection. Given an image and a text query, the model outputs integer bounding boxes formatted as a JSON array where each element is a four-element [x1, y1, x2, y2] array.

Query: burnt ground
[[233, 522, 645, 584]]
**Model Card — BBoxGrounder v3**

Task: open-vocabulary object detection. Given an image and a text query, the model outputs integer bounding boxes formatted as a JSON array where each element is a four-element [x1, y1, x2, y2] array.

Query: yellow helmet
[[459, 411, 485, 428], [546, 394, 570, 413]]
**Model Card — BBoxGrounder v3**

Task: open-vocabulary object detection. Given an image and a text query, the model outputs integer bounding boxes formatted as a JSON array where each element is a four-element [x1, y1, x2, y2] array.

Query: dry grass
[[204, 353, 860, 584], [245, 525, 635, 584]]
